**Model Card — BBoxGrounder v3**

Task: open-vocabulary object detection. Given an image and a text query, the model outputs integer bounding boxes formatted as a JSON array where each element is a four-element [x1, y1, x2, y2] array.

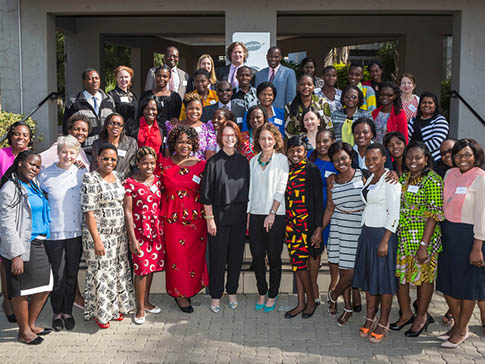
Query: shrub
[[334, 62, 371, 90], [0, 112, 37, 148]]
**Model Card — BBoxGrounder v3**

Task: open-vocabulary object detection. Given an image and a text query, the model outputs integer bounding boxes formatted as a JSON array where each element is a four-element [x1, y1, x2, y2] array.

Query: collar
[[218, 101, 231, 110], [140, 116, 159, 131], [270, 64, 281, 74], [82, 90, 101, 101]]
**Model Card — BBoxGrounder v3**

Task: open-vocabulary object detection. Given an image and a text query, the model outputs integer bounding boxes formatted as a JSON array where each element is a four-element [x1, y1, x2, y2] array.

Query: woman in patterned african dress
[[284, 136, 323, 319], [157, 125, 208, 313], [391, 141, 444, 337]]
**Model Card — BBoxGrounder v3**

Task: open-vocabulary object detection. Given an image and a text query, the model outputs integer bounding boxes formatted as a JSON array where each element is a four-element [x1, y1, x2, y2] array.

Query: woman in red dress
[[157, 125, 208, 313], [124, 146, 165, 325]]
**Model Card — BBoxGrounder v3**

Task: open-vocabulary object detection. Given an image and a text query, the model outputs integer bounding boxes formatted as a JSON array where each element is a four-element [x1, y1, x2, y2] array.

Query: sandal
[[442, 311, 454, 326], [327, 290, 337, 316], [360, 317, 376, 338], [369, 323, 389, 343], [337, 308, 353, 326]]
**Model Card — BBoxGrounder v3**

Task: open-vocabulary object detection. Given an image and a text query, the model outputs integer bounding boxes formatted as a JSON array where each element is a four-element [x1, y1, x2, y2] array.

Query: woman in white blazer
[[352, 143, 401, 343]]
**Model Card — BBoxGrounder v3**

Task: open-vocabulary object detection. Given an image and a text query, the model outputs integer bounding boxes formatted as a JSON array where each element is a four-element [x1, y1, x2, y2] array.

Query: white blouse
[[248, 152, 289, 215]]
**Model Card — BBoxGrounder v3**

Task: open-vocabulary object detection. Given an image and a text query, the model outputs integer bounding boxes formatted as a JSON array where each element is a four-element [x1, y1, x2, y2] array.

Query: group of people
[[0, 42, 484, 352]]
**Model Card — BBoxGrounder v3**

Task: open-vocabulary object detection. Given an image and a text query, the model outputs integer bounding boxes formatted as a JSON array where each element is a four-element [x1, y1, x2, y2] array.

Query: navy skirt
[[437, 220, 485, 300], [352, 225, 398, 295]]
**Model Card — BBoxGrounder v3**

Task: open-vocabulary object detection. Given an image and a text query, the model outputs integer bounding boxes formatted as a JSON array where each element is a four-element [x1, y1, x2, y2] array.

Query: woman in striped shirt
[[408, 92, 449, 162]]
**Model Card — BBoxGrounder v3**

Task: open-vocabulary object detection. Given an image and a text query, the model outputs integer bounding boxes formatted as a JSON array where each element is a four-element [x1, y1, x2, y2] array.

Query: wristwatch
[[269, 210, 276, 215], [419, 241, 429, 247]]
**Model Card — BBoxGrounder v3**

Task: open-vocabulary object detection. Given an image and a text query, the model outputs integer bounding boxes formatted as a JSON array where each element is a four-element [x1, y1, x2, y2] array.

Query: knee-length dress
[[158, 157, 208, 297], [81, 171, 135, 323], [327, 169, 365, 270], [396, 171, 444, 285], [123, 176, 165, 276]]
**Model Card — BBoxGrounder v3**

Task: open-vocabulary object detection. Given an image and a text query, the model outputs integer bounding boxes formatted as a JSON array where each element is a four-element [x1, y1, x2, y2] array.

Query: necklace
[[257, 153, 272, 167]]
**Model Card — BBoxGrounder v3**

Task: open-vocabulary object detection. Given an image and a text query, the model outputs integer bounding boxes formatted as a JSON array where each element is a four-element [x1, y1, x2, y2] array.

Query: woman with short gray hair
[[38, 135, 86, 332]]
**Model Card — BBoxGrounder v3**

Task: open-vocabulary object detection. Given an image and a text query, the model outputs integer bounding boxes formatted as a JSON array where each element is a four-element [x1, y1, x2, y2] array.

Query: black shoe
[[36, 328, 53, 336], [2, 302, 16, 323], [175, 298, 193, 313], [302, 305, 317, 319], [284, 308, 304, 319], [390, 315, 415, 331], [353, 305, 362, 313], [427, 313, 435, 324], [64, 317, 75, 331], [17, 336, 44, 345], [404, 316, 431, 337], [413, 300, 418, 313], [52, 318, 64, 332]]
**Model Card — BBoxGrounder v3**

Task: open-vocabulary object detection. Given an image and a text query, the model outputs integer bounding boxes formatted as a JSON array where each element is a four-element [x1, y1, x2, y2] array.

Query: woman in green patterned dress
[[391, 140, 444, 337]]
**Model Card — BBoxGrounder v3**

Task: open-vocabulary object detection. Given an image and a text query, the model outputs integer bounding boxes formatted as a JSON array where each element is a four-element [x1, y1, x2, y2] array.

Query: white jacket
[[360, 169, 401, 233]]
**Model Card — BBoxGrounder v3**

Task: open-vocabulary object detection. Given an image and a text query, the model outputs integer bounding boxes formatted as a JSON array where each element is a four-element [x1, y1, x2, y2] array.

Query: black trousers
[[249, 214, 285, 298], [208, 223, 246, 299], [44, 237, 83, 315]]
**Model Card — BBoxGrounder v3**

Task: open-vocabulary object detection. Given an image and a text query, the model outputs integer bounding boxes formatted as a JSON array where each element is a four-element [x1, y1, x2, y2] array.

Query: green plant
[[101, 42, 132, 93], [376, 41, 399, 81], [440, 78, 451, 121], [154, 53, 164, 67], [334, 63, 370, 90], [0, 112, 37, 148], [281, 59, 301, 79]]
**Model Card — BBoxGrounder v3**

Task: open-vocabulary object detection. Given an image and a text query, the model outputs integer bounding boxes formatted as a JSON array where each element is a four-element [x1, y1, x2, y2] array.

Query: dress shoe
[[64, 316, 75, 331], [228, 301, 238, 310], [36, 328, 53, 336], [52, 318, 64, 332], [284, 308, 304, 319], [145, 306, 161, 314], [210, 305, 221, 313], [441, 330, 470, 348], [263, 296, 278, 313], [390, 315, 415, 331], [302, 304, 317, 319], [112, 313, 124, 321], [134, 315, 145, 325], [18, 335, 43, 345], [94, 318, 109, 329], [405, 316, 431, 337], [175, 298, 194, 313]]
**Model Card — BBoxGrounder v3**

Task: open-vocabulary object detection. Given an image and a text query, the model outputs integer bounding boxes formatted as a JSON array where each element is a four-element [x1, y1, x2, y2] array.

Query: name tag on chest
[[353, 181, 363, 188], [455, 186, 467, 194], [324, 171, 335, 178], [118, 149, 127, 157], [274, 118, 283, 125], [150, 184, 158, 193], [119, 96, 130, 103], [192, 175, 201, 184], [407, 185, 419, 193]]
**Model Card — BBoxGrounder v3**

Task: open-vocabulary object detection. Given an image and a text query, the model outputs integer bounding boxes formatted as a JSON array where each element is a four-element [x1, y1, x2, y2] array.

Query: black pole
[[450, 90, 485, 126]]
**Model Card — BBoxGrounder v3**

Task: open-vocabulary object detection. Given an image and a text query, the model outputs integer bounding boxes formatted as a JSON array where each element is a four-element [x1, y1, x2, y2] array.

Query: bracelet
[[419, 241, 429, 247], [269, 210, 276, 215], [204, 215, 214, 220]]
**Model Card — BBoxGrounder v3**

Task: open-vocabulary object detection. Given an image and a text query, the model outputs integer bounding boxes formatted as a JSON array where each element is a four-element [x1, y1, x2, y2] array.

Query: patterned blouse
[[284, 94, 332, 137], [402, 95, 419, 122], [241, 131, 256, 160], [397, 170, 444, 257], [165, 121, 217, 161]]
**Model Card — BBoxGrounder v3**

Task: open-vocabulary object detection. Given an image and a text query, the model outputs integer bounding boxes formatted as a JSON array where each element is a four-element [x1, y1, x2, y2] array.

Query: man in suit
[[255, 47, 297, 109], [201, 81, 246, 126], [216, 41, 256, 89], [144, 46, 189, 98]]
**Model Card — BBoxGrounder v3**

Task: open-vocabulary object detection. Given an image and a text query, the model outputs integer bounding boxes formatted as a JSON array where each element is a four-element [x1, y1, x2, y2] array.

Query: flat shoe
[[94, 318, 109, 329], [52, 318, 64, 332], [133, 315, 145, 325], [210, 305, 221, 313], [284, 309, 304, 319], [302, 305, 317, 319], [73, 302, 84, 310], [17, 335, 43, 345], [112, 313, 124, 321], [228, 301, 238, 310], [64, 317, 75, 331], [175, 298, 194, 313], [36, 328, 53, 336], [145, 306, 161, 314]]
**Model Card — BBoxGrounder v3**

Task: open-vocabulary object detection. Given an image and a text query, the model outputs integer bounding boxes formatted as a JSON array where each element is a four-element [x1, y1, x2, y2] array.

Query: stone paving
[[1, 292, 485, 364]]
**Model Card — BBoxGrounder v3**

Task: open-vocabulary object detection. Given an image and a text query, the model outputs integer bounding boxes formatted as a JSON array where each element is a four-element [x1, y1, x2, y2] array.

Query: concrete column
[[224, 6, 277, 50], [450, 7, 485, 146], [130, 47, 141, 98]]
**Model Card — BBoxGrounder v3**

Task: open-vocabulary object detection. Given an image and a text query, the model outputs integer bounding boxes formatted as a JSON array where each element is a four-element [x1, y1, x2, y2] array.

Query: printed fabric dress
[[396, 170, 444, 285], [158, 157, 209, 297], [81, 171, 135, 323], [165, 121, 217, 160], [241, 131, 257, 160], [285, 160, 310, 271], [123, 176, 165, 276]]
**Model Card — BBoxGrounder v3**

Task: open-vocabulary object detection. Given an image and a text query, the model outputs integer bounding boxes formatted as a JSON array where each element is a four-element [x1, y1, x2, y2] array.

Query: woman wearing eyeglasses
[[81, 144, 135, 328], [91, 113, 138, 180]]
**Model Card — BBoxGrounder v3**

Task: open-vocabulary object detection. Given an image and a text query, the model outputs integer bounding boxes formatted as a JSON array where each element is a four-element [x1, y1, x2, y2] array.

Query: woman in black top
[[140, 65, 182, 125], [109, 66, 138, 130], [200, 121, 250, 314]]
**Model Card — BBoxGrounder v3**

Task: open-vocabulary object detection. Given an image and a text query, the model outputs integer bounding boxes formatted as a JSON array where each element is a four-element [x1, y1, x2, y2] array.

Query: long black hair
[[416, 91, 441, 120], [380, 81, 402, 116], [0, 150, 42, 208], [288, 74, 314, 118]]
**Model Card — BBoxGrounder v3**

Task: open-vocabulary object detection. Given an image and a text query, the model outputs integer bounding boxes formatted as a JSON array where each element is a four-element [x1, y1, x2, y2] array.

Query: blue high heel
[[255, 302, 265, 311], [264, 296, 278, 313]]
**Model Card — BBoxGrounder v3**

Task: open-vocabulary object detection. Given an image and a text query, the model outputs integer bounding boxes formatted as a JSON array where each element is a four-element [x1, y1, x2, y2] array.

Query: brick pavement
[[1, 292, 485, 363]]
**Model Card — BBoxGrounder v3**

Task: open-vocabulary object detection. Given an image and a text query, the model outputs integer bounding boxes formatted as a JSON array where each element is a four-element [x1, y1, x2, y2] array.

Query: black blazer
[[201, 102, 246, 125], [215, 65, 257, 85]]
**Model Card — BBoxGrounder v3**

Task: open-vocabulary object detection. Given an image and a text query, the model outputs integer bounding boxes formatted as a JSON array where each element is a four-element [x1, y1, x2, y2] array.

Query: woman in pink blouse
[[437, 138, 485, 348], [399, 73, 419, 123]]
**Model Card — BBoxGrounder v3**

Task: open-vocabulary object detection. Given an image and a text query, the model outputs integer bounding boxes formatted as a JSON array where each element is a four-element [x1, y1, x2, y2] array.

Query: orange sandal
[[360, 317, 376, 338], [369, 323, 389, 343]]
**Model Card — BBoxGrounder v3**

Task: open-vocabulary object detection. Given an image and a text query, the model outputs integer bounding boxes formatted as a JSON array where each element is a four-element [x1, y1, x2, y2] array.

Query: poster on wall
[[232, 32, 270, 72]]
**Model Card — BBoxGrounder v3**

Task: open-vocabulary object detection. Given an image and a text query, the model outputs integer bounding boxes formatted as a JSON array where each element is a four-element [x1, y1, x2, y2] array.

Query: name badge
[[408, 104, 417, 113], [353, 181, 363, 188], [274, 118, 283, 126], [455, 186, 467, 194], [119, 96, 130, 103], [324, 171, 335, 178], [367, 184, 376, 190], [314, 87, 322, 94], [209, 100, 217, 105], [236, 117, 243, 124], [118, 149, 127, 157], [192, 175, 201, 184], [407, 185, 419, 193], [318, 110, 324, 116], [150, 184, 159, 193], [182, 80, 188, 86]]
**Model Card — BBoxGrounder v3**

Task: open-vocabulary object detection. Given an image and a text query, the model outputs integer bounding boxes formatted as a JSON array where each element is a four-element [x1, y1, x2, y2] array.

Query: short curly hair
[[167, 125, 200, 155], [253, 123, 285, 154], [226, 41, 249, 62], [183, 92, 203, 107]]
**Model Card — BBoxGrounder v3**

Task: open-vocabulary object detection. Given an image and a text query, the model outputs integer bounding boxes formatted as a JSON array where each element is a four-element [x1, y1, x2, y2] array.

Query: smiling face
[[97, 148, 118, 175], [212, 110, 227, 131], [440, 139, 456, 168], [186, 100, 202, 123], [137, 154, 156, 178], [69, 120, 89, 145], [18, 154, 41, 183], [323, 68, 337, 87], [231, 45, 245, 66], [316, 130, 334, 157], [221, 126, 237, 150], [298, 76, 314, 98], [420, 97, 437, 118], [288, 145, 306, 165], [386, 136, 405, 159], [83, 70, 100, 95], [155, 68, 170, 89], [379, 86, 396, 107], [353, 123, 373, 148], [116, 69, 131, 91], [236, 67, 252, 88], [217, 81, 233, 104], [400, 76, 415, 95], [342, 88, 359, 108], [143, 100, 158, 124], [331, 150, 352, 174], [258, 129, 276, 153], [267, 48, 282, 69], [10, 125, 31, 152], [303, 111, 320, 132], [58, 145, 79, 169], [106, 115, 125, 138], [405, 146, 428, 175], [194, 74, 209, 94], [302, 61, 315, 77], [249, 109, 265, 130], [174, 133, 192, 158], [347, 66, 363, 87], [454, 146, 475, 173], [165, 47, 179, 68], [258, 87, 274, 107], [365, 148, 386, 174], [199, 57, 212, 73], [369, 64, 383, 83]]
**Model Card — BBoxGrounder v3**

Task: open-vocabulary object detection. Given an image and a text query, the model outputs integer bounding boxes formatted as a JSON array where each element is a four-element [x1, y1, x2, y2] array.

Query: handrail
[[450, 89, 485, 127], [0, 91, 58, 144]]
